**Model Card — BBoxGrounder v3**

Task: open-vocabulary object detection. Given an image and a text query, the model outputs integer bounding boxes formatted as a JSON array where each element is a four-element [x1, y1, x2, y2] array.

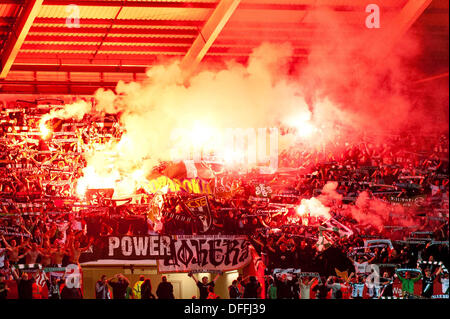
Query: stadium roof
[[0, 0, 448, 95]]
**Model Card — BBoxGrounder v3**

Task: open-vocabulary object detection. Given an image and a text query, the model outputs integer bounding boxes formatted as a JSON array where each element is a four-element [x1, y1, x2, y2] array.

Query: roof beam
[[11, 64, 148, 73], [25, 34, 195, 44], [20, 43, 190, 53], [0, 0, 25, 4], [33, 17, 203, 27], [380, 0, 432, 56], [0, 0, 43, 79], [42, 1, 216, 8], [0, 80, 117, 87], [181, 0, 240, 72], [29, 26, 199, 36]]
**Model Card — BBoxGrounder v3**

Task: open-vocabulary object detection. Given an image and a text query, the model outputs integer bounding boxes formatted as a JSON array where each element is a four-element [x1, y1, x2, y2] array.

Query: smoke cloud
[[40, 8, 447, 200]]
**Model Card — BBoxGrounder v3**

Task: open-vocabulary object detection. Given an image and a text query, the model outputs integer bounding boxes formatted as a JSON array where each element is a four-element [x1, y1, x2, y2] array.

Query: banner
[[322, 218, 354, 238], [147, 176, 214, 195], [158, 235, 251, 273], [255, 184, 272, 198], [387, 195, 427, 207], [246, 245, 266, 299], [364, 239, 394, 250], [273, 268, 302, 276], [80, 235, 252, 273]]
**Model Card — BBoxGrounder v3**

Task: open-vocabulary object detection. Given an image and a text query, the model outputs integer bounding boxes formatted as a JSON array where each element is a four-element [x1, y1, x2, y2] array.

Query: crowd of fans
[[0, 99, 448, 299]]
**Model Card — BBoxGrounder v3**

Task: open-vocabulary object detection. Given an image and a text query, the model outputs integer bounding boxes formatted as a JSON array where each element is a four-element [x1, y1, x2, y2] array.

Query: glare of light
[[190, 124, 216, 148], [39, 120, 51, 140], [296, 122, 316, 138], [296, 205, 307, 216], [222, 147, 244, 167], [76, 166, 119, 198]]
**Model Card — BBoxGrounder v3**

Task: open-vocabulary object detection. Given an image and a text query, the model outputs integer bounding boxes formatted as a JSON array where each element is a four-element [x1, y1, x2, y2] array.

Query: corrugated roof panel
[[35, 71, 68, 81], [96, 50, 185, 55], [111, 24, 198, 30], [38, 5, 120, 19], [25, 40, 103, 46], [103, 72, 134, 82], [27, 30, 195, 38], [68, 72, 101, 82], [0, 3, 19, 18], [38, 4, 213, 20], [107, 33, 196, 38], [28, 31, 106, 37], [4, 71, 35, 81], [20, 49, 96, 54], [117, 7, 212, 20], [31, 22, 201, 30]]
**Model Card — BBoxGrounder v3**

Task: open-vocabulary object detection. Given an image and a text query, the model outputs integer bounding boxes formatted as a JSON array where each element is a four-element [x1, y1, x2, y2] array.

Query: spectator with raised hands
[[107, 273, 130, 299], [348, 272, 365, 299], [1, 236, 26, 265], [348, 254, 377, 277], [421, 266, 443, 298], [243, 276, 261, 299], [312, 276, 330, 299], [379, 272, 394, 298], [299, 276, 317, 299], [326, 275, 343, 299], [188, 271, 221, 299], [395, 270, 422, 299], [11, 268, 34, 299], [95, 274, 111, 299]]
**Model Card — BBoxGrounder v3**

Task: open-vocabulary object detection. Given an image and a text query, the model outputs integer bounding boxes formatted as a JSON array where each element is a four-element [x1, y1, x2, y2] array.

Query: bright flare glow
[[39, 120, 51, 140], [296, 122, 316, 138], [296, 197, 331, 219], [76, 166, 119, 197]]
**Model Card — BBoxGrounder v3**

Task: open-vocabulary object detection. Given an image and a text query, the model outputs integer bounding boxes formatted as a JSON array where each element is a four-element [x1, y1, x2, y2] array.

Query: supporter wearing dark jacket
[[312, 278, 330, 299], [107, 274, 130, 299], [141, 279, 155, 299], [13, 271, 34, 299], [243, 276, 261, 299], [156, 276, 174, 299], [275, 274, 293, 299]]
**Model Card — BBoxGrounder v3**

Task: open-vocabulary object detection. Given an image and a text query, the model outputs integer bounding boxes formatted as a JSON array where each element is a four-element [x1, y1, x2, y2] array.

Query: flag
[[35, 271, 47, 287], [323, 218, 353, 238], [184, 196, 212, 233], [245, 245, 266, 299], [316, 228, 332, 252], [335, 268, 349, 282]]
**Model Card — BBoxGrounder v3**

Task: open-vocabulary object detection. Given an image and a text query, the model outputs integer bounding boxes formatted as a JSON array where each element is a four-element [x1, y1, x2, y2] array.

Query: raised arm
[[1, 236, 11, 249], [212, 272, 221, 282], [435, 265, 443, 276], [346, 272, 354, 284], [11, 267, 19, 280], [309, 277, 318, 285], [348, 254, 355, 264], [107, 274, 118, 283], [188, 272, 199, 284], [80, 238, 94, 252], [395, 270, 404, 280]]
